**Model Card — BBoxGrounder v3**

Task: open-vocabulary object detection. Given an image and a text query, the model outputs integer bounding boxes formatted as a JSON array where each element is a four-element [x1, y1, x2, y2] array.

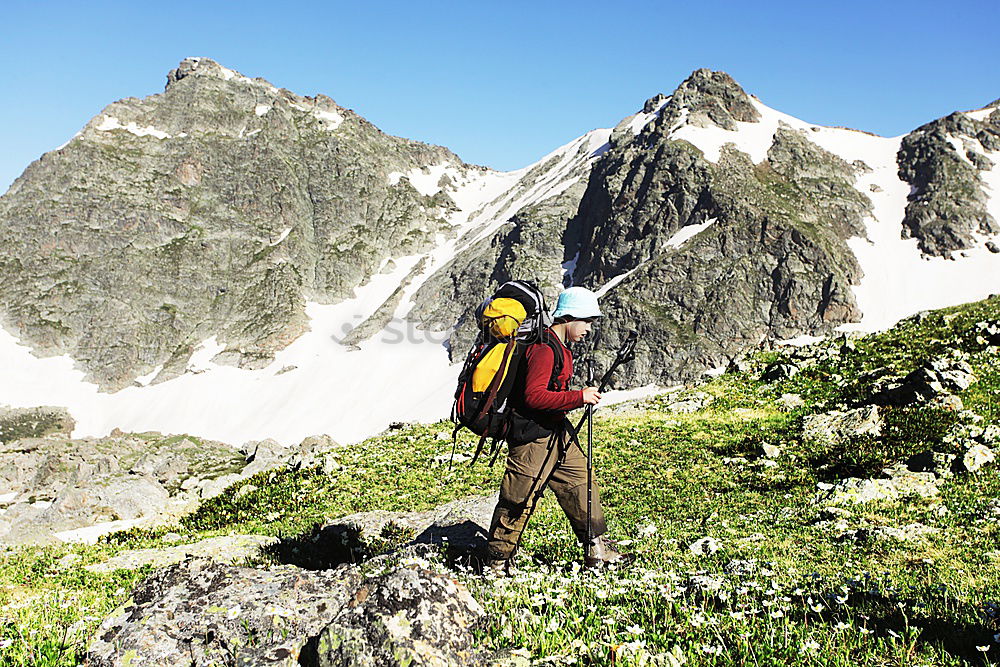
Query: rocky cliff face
[[897, 101, 1000, 256], [0, 58, 468, 390], [566, 70, 872, 383]]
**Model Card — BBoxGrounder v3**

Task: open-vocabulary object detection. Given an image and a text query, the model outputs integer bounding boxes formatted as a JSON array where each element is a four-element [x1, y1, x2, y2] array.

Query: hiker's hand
[[582, 387, 602, 405]]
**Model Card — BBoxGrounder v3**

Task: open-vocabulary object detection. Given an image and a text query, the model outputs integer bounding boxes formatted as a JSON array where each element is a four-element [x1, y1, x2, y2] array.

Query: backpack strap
[[540, 329, 565, 391]]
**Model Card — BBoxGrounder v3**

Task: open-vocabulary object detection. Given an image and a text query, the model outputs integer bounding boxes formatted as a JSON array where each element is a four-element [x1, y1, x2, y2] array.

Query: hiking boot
[[486, 557, 511, 577], [584, 535, 636, 570]]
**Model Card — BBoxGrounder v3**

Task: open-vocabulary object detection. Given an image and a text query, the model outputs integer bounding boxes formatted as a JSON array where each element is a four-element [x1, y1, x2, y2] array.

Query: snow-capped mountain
[[1, 62, 997, 445]]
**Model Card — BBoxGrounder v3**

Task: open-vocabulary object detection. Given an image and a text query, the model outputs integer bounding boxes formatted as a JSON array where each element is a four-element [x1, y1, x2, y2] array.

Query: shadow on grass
[[261, 519, 491, 572]]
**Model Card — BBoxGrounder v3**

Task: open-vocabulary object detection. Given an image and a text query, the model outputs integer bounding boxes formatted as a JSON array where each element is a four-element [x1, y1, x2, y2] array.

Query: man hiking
[[485, 286, 633, 573]]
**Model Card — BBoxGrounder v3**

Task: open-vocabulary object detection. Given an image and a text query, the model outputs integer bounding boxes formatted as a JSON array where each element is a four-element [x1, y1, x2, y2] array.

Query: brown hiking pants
[[487, 427, 608, 560]]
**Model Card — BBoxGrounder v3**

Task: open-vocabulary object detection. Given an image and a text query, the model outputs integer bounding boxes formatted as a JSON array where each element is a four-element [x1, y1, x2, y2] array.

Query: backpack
[[451, 280, 562, 465]]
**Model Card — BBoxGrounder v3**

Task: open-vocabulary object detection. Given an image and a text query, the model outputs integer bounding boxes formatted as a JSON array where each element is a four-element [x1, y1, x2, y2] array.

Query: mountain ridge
[[0, 58, 997, 445]]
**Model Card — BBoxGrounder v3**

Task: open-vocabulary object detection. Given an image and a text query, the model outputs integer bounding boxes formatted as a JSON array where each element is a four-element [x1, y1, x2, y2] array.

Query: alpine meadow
[[0, 57, 998, 666]]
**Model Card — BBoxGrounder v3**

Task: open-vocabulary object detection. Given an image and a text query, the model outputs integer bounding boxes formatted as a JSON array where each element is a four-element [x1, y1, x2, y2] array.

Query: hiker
[[485, 286, 633, 572]]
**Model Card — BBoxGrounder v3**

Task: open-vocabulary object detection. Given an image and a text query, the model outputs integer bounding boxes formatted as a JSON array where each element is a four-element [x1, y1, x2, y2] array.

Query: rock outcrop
[[565, 70, 870, 385], [85, 557, 486, 666], [0, 423, 340, 544], [897, 101, 1000, 257]]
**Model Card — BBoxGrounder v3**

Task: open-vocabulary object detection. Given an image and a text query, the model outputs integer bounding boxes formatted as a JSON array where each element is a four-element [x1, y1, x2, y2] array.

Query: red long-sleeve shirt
[[518, 330, 584, 415]]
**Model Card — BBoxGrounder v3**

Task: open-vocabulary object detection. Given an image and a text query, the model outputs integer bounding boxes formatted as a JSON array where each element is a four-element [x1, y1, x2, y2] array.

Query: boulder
[[762, 363, 800, 382], [777, 393, 805, 410], [688, 536, 721, 556], [312, 566, 486, 666], [823, 462, 941, 505], [85, 558, 485, 667], [318, 494, 497, 560], [871, 356, 975, 406], [662, 392, 714, 414], [802, 406, 882, 445], [962, 444, 995, 472]]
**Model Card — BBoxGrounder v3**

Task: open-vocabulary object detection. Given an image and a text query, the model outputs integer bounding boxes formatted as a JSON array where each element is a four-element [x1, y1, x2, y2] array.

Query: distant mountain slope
[[0, 61, 997, 444], [0, 58, 472, 390]]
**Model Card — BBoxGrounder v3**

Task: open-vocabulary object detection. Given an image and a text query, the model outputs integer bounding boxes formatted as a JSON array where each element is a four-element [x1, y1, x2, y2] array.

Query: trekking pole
[[573, 331, 638, 435], [586, 359, 595, 563]]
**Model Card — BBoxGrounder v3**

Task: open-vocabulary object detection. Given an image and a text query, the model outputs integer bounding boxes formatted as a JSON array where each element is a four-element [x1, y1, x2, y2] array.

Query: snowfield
[[1, 99, 998, 446]]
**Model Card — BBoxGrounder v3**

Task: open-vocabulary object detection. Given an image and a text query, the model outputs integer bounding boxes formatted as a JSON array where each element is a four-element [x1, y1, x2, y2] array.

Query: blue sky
[[2, 0, 998, 192]]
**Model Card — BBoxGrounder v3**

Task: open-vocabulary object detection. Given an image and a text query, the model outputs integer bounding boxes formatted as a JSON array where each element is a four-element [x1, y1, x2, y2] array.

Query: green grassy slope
[[1, 296, 998, 666]]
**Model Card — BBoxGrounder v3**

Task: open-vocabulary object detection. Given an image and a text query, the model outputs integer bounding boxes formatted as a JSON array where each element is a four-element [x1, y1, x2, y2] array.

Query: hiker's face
[[566, 319, 593, 343]]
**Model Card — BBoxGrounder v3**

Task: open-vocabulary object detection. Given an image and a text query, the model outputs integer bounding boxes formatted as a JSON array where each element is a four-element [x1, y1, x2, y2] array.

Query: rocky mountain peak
[[666, 68, 761, 129], [165, 57, 270, 90], [642, 93, 670, 114]]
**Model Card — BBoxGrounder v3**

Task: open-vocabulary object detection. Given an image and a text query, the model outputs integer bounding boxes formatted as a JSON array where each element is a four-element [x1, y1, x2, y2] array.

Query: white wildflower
[[688, 536, 721, 556]]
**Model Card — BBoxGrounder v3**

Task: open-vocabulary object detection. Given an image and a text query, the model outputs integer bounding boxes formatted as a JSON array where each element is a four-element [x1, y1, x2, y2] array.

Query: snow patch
[[55, 131, 82, 150], [389, 163, 455, 197], [778, 334, 826, 346], [840, 136, 1000, 332], [562, 252, 579, 285], [313, 108, 343, 129], [96, 116, 172, 140], [666, 218, 716, 248], [0, 492, 17, 504], [290, 103, 343, 130], [965, 108, 996, 122], [135, 364, 164, 386], [947, 136, 977, 168], [601, 384, 672, 406], [626, 96, 671, 135], [268, 227, 292, 247], [596, 265, 643, 297], [255, 104, 271, 116]]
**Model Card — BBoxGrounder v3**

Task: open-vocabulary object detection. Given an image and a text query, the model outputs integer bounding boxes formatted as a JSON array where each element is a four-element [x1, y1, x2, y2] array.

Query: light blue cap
[[552, 286, 602, 320]]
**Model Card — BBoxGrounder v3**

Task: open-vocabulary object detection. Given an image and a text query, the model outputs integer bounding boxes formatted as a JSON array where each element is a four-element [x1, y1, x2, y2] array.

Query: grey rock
[[987, 241, 1000, 254], [961, 444, 995, 472], [724, 558, 758, 576], [897, 107, 1000, 257], [802, 406, 882, 445], [0, 425, 343, 544], [871, 356, 975, 406], [688, 536, 721, 556], [974, 320, 1000, 347], [777, 393, 805, 410], [661, 391, 713, 413], [320, 494, 497, 558], [906, 450, 958, 478], [312, 566, 486, 666], [824, 463, 941, 505], [86, 558, 485, 667], [0, 431, 247, 543]]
